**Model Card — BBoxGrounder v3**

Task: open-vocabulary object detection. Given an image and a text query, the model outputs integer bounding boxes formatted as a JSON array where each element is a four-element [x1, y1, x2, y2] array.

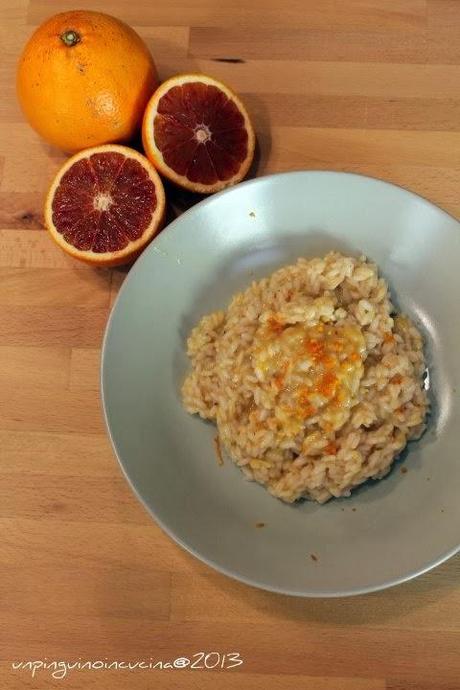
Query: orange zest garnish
[[318, 371, 338, 398], [267, 317, 284, 335], [297, 386, 317, 418], [273, 362, 288, 389], [322, 354, 336, 370], [304, 338, 325, 361], [302, 402, 316, 418], [332, 389, 346, 408]]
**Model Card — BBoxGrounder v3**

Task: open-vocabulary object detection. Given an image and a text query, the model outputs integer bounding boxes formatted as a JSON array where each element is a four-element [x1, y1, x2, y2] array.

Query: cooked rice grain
[[182, 252, 428, 503]]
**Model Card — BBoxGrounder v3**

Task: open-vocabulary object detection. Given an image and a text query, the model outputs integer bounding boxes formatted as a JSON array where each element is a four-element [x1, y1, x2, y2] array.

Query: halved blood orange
[[142, 74, 255, 194], [44, 145, 165, 267]]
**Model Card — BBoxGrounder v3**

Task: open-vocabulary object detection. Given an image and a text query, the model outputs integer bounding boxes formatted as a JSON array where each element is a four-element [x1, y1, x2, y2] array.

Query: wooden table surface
[[1, 1, 460, 688]]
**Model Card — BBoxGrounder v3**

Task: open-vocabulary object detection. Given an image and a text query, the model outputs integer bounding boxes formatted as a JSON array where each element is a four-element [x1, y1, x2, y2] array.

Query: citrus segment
[[45, 145, 165, 266], [142, 74, 255, 194]]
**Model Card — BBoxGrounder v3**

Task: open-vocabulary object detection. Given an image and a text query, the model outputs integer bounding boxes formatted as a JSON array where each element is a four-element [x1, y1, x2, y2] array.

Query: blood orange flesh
[[52, 151, 158, 253], [155, 82, 248, 185], [142, 75, 255, 193]]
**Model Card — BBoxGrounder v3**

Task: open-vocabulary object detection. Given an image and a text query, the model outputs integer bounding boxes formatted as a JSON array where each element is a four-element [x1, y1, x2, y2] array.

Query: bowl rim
[[101, 169, 460, 597]]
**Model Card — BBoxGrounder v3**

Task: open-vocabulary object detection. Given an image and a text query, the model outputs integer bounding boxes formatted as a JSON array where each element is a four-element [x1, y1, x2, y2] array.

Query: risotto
[[182, 252, 428, 503]]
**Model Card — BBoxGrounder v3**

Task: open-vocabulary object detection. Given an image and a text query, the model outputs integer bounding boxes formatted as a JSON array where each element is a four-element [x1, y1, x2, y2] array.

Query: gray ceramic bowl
[[101, 171, 460, 597]]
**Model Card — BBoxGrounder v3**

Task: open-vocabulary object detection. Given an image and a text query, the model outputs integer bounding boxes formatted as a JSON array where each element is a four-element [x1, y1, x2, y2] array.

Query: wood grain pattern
[[1, 1, 459, 689]]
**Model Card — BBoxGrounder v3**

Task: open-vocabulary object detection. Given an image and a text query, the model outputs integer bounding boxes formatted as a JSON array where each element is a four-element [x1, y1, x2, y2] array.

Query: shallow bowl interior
[[102, 171, 460, 596]]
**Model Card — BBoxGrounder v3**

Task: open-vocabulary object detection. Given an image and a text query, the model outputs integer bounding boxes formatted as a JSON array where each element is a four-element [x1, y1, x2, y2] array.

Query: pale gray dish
[[101, 171, 459, 597]]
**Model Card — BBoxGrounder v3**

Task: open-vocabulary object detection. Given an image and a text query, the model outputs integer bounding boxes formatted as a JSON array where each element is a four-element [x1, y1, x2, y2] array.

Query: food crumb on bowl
[[249, 211, 256, 218], [310, 553, 318, 562], [255, 522, 266, 528], [352, 507, 357, 512], [401, 467, 408, 474], [213, 435, 224, 466]]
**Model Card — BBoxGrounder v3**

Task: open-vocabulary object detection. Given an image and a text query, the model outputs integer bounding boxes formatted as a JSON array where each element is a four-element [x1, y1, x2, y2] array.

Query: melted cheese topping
[[253, 321, 366, 433]]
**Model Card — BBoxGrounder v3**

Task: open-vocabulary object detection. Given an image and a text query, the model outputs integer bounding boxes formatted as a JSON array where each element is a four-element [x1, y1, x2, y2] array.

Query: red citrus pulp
[[142, 74, 255, 194], [44, 145, 165, 266]]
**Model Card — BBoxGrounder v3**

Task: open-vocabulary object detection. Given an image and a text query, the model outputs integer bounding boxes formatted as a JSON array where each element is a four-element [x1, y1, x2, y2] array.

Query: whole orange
[[17, 10, 158, 152]]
